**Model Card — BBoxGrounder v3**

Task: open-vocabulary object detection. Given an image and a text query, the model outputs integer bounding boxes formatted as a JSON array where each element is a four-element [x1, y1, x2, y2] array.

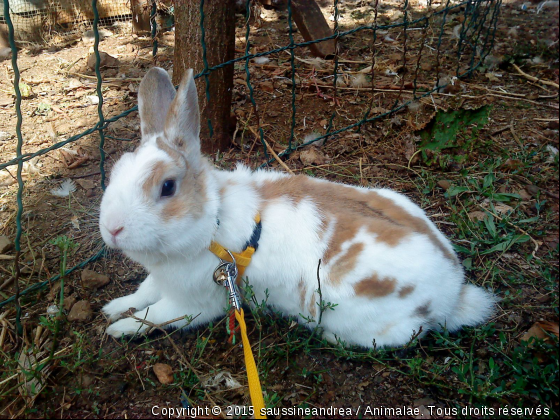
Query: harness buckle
[[212, 250, 241, 310]]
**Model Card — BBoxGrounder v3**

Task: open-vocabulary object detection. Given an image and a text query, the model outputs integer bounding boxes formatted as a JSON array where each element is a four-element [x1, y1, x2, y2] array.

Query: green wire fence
[[0, 0, 501, 317]]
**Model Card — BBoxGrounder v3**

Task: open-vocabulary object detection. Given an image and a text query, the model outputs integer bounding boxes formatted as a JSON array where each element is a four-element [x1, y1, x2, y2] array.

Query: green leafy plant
[[47, 235, 77, 360], [416, 105, 491, 166]]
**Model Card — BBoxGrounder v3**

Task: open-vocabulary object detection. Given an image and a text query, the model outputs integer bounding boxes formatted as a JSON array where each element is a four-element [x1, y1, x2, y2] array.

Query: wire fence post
[[3, 0, 24, 336], [151, 0, 158, 61], [325, 0, 340, 145], [244, 0, 269, 162], [91, 0, 107, 191], [287, 0, 297, 152], [199, 0, 214, 138]]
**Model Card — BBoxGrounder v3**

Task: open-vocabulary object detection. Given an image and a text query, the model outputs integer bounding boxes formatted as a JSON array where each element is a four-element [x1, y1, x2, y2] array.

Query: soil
[[0, 0, 558, 418]]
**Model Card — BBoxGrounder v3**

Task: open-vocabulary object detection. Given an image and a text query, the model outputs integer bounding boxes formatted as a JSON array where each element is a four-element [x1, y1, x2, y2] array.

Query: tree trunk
[[173, 0, 235, 155]]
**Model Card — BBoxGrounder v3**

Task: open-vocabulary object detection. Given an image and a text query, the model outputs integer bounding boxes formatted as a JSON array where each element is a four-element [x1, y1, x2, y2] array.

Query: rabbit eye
[[161, 179, 176, 197]]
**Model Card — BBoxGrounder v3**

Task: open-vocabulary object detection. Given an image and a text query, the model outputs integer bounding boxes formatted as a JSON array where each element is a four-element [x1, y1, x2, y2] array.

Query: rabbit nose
[[110, 226, 124, 237]]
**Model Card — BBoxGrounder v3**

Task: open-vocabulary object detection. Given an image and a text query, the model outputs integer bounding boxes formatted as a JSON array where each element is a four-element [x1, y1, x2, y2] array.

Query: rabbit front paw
[[102, 296, 139, 321], [106, 317, 148, 338]]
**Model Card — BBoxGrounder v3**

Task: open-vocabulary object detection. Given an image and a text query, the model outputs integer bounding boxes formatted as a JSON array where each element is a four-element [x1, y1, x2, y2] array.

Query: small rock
[[82, 29, 113, 43], [543, 129, 558, 139], [153, 363, 174, 384], [414, 397, 436, 407], [0, 131, 11, 142], [105, 68, 118, 78], [0, 47, 11, 62], [64, 293, 78, 312], [81, 374, 94, 388], [67, 300, 92, 323], [437, 180, 452, 191], [86, 95, 100, 105], [87, 51, 120, 70], [81, 269, 110, 289], [66, 79, 83, 90], [0, 94, 13, 107], [415, 406, 431, 419], [0, 235, 12, 253]]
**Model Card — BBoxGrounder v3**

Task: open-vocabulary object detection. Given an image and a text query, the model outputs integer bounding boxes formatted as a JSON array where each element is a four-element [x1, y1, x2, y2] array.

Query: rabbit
[[99, 67, 496, 348]]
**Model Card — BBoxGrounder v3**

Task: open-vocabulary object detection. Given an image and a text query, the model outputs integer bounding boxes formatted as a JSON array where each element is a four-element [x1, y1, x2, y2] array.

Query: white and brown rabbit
[[100, 67, 495, 348]]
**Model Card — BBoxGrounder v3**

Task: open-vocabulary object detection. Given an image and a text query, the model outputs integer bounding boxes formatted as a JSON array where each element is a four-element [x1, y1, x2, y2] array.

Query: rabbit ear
[[163, 69, 201, 164], [138, 67, 176, 140]]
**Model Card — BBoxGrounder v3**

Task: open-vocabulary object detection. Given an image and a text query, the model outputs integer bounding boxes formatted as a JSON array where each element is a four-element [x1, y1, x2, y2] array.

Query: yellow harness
[[208, 213, 266, 419], [208, 212, 261, 282]]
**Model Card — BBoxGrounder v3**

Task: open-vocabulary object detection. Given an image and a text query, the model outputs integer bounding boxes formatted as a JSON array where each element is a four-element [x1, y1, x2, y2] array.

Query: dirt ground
[[0, 0, 558, 418]]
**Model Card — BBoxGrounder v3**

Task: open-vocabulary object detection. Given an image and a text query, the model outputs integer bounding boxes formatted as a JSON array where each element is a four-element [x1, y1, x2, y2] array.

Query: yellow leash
[[210, 213, 266, 419], [235, 308, 266, 419]]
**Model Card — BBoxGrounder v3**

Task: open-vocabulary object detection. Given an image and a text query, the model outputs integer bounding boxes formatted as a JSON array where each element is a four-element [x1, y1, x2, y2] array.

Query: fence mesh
[[0, 0, 174, 43], [0, 0, 501, 318]]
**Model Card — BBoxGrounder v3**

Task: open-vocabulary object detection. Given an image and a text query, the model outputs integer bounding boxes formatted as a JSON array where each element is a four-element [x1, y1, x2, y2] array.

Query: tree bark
[[173, 0, 235, 155]]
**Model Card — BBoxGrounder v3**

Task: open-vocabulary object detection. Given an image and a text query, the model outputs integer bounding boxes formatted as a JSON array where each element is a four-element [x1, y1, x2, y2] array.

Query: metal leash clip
[[212, 250, 241, 311]]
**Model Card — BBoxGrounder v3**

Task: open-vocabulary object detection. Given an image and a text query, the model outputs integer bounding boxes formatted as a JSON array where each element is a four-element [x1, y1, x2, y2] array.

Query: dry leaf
[[485, 72, 501, 82], [468, 211, 487, 222], [501, 159, 524, 171], [259, 81, 274, 93], [18, 350, 51, 402], [517, 189, 531, 201], [404, 136, 417, 161], [75, 179, 95, 190], [300, 146, 327, 166], [67, 156, 90, 169], [494, 203, 514, 215], [59, 148, 90, 169], [87, 51, 119, 70], [538, 321, 559, 337], [521, 321, 559, 344], [202, 371, 242, 390]]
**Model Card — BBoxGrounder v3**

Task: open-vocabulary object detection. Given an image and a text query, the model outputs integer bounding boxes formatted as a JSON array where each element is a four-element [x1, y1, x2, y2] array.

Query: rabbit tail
[[446, 284, 496, 331]]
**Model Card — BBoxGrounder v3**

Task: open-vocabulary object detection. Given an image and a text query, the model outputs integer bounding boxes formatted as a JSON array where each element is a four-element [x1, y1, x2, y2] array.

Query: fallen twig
[[246, 125, 294, 175], [69, 171, 101, 179], [510, 124, 523, 147], [512, 63, 559, 89]]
